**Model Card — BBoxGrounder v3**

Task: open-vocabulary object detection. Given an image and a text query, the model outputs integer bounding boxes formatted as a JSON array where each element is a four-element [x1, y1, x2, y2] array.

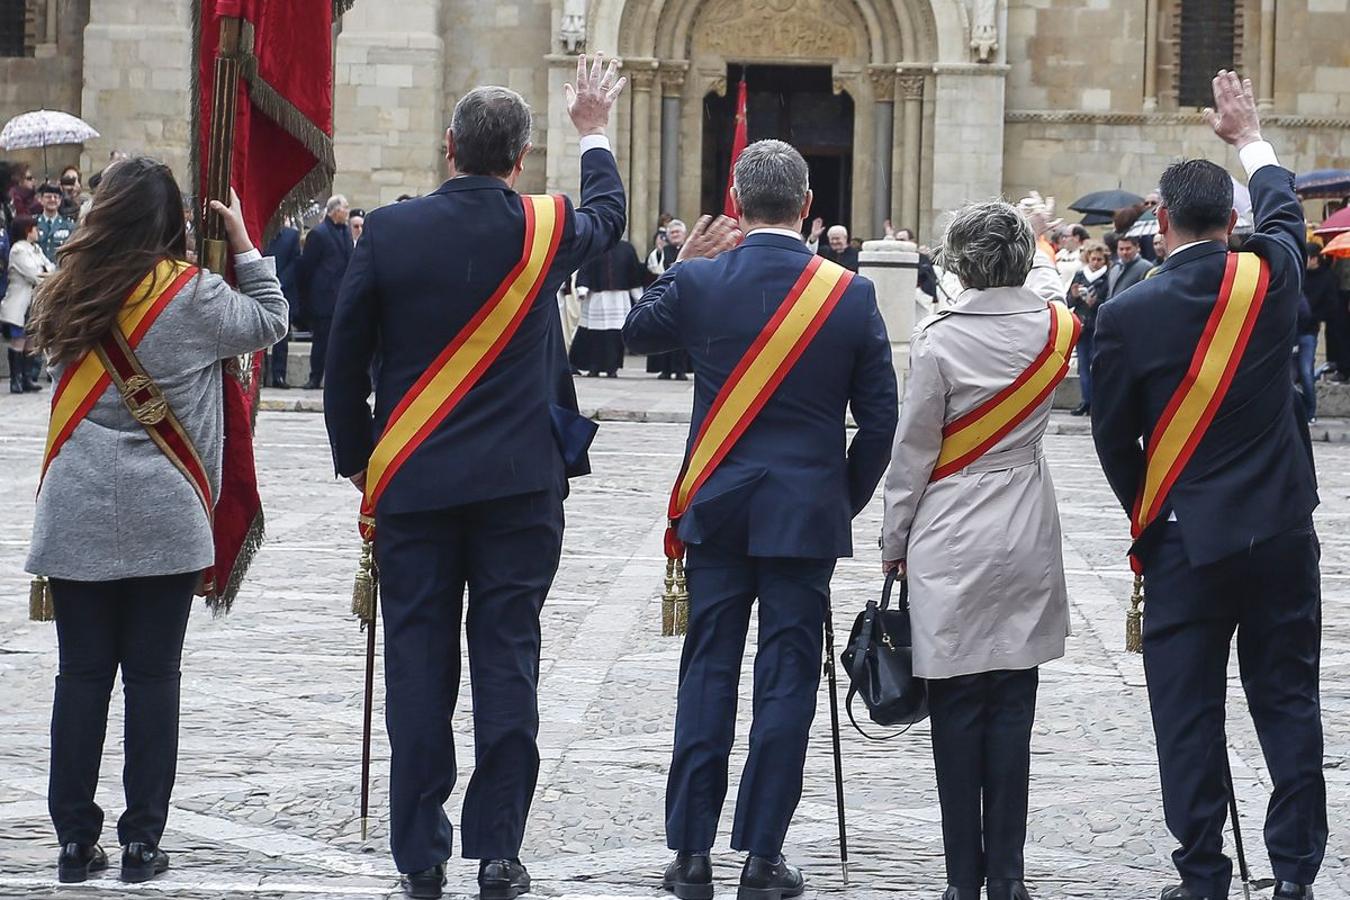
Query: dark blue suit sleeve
[[558, 147, 627, 272], [1243, 165, 1306, 304], [623, 266, 682, 354], [846, 280, 899, 516], [1090, 299, 1145, 514], [323, 219, 379, 478]]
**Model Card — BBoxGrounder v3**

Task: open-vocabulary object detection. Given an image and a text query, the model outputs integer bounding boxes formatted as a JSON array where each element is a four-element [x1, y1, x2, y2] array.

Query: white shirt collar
[[747, 226, 805, 241], [1169, 239, 1226, 258]]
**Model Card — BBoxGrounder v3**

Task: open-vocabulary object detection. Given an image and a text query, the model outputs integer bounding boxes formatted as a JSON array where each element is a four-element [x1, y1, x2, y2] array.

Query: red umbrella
[[1322, 232, 1350, 259], [1313, 206, 1350, 237]]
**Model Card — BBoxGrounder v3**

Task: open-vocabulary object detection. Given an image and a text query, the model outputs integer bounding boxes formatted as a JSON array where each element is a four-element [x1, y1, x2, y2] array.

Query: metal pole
[[822, 597, 850, 884], [1223, 751, 1251, 886], [360, 588, 378, 840], [203, 16, 244, 275]]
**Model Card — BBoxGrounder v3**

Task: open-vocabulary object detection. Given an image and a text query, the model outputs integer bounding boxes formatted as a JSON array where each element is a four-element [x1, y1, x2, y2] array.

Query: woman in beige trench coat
[[881, 201, 1072, 900]]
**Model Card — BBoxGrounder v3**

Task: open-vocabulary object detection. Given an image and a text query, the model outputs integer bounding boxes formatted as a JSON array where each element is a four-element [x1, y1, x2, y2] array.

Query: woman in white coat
[[881, 201, 1075, 900], [1, 214, 55, 392]]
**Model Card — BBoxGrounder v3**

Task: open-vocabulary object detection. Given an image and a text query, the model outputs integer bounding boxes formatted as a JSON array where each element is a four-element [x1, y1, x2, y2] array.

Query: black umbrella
[[1069, 189, 1145, 217], [1295, 169, 1350, 200], [1078, 212, 1115, 227]]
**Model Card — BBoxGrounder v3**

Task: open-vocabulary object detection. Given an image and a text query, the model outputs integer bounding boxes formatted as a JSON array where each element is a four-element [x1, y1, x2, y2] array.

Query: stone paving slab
[[0, 388, 1347, 900]]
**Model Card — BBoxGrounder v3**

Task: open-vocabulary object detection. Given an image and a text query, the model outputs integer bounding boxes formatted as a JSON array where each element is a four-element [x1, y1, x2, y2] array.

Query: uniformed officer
[[1091, 72, 1325, 900]]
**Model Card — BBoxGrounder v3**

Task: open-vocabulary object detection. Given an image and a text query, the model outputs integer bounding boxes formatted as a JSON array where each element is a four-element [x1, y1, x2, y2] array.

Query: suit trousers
[[665, 544, 835, 858], [47, 573, 198, 847], [308, 315, 332, 386], [374, 487, 564, 873], [1143, 523, 1325, 899], [927, 668, 1040, 889], [1076, 328, 1096, 408]]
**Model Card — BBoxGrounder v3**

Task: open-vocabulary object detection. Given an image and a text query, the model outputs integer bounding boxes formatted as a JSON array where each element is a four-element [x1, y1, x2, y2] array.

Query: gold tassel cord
[[352, 539, 377, 624], [1125, 574, 1144, 654], [29, 577, 54, 622], [674, 558, 689, 637], [662, 558, 677, 637]]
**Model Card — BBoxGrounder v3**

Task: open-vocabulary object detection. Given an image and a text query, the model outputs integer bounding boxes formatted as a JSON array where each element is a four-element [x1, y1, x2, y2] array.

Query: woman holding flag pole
[[24, 159, 287, 885]]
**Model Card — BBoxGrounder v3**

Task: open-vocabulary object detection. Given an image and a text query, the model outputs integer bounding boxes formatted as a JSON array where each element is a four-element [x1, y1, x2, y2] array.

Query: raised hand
[[677, 215, 742, 262], [1203, 70, 1262, 150], [565, 52, 628, 138], [809, 217, 825, 241], [208, 188, 254, 255]]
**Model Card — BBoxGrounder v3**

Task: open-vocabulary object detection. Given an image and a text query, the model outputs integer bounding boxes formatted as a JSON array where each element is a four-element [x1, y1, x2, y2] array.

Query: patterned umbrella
[[1295, 169, 1350, 200], [0, 109, 100, 179]]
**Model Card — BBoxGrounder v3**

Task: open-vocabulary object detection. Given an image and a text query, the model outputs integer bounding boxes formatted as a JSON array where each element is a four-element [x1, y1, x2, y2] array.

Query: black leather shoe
[[663, 851, 713, 900], [1274, 884, 1313, 900], [303, 380, 322, 390], [57, 843, 108, 883], [120, 843, 169, 883], [988, 879, 1034, 900], [942, 888, 980, 900], [1070, 403, 1089, 416], [402, 863, 446, 899], [738, 855, 804, 900], [479, 858, 530, 900], [271, 380, 292, 389], [1159, 886, 1205, 900]]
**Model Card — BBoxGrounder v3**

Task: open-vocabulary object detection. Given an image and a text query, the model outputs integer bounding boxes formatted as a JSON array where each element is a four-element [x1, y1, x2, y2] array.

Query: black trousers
[[308, 315, 332, 386], [927, 667, 1039, 889], [268, 329, 289, 384], [374, 487, 564, 873], [665, 544, 835, 857], [1143, 523, 1325, 899], [47, 573, 197, 847]]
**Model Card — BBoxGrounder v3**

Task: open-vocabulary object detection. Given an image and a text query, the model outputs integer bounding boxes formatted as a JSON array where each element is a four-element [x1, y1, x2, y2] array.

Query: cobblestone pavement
[[0, 379, 1346, 900]]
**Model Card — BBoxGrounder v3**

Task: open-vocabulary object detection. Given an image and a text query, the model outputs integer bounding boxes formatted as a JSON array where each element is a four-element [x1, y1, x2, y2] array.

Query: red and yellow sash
[[41, 261, 209, 518], [664, 255, 854, 558], [358, 193, 566, 540], [1130, 252, 1270, 547], [930, 303, 1080, 482]]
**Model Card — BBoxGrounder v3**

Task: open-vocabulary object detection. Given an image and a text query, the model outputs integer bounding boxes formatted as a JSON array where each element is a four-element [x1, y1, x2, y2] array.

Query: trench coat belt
[[953, 442, 1044, 476]]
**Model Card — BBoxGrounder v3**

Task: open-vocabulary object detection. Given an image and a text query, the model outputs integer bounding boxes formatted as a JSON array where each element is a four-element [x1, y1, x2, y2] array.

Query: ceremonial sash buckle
[[121, 373, 170, 426]]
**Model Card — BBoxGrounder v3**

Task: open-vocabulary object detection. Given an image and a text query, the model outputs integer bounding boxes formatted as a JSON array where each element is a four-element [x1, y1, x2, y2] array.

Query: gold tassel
[[352, 539, 377, 624], [1125, 574, 1144, 654], [29, 576, 54, 622], [662, 558, 677, 637], [673, 558, 689, 636]]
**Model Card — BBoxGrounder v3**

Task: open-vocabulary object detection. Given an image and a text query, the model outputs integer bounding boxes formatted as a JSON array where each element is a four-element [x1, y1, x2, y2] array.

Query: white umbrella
[[0, 109, 100, 179]]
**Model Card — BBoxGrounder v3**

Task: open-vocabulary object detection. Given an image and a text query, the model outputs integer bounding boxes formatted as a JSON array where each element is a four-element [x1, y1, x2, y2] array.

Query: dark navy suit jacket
[[323, 147, 625, 514], [263, 226, 302, 310], [624, 232, 898, 559], [1091, 164, 1318, 567], [299, 217, 353, 320]]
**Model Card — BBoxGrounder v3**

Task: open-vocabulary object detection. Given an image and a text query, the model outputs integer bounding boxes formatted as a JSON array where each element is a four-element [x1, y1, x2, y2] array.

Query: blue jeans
[[1076, 328, 1096, 408], [1293, 334, 1317, 420]]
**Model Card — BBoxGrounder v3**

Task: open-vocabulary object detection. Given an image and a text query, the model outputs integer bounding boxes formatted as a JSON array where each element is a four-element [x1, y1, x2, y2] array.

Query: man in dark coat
[[324, 56, 627, 900], [298, 194, 352, 388], [262, 220, 301, 388], [1091, 71, 1325, 900], [625, 140, 896, 900]]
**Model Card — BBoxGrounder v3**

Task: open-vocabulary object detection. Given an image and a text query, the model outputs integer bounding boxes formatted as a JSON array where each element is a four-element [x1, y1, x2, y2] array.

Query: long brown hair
[[28, 157, 189, 365]]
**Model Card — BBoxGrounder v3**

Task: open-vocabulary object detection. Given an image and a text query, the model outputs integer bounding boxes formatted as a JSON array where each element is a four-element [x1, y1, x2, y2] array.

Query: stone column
[[658, 63, 686, 219], [628, 62, 658, 249], [1143, 0, 1159, 112], [1257, 0, 1276, 110], [859, 239, 921, 386], [332, 0, 446, 207], [81, 0, 194, 186], [929, 64, 1007, 235], [868, 66, 895, 239], [898, 72, 925, 235]]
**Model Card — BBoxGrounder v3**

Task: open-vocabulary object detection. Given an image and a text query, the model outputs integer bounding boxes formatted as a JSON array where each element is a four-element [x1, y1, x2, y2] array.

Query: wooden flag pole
[[203, 15, 245, 275]]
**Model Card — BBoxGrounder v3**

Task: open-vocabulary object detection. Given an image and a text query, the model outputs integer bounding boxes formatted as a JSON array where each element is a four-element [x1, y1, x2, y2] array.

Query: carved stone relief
[[692, 0, 860, 60], [970, 0, 998, 63], [559, 0, 586, 54]]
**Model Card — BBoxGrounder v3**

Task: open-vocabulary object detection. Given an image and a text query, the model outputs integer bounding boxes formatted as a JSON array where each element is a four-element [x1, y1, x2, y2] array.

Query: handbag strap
[[880, 570, 909, 611], [842, 600, 917, 742], [843, 683, 918, 741]]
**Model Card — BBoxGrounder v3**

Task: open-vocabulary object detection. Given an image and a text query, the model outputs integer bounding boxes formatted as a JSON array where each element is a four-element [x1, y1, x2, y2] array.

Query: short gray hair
[[940, 201, 1035, 291], [732, 140, 809, 224], [325, 194, 348, 215], [451, 86, 533, 176]]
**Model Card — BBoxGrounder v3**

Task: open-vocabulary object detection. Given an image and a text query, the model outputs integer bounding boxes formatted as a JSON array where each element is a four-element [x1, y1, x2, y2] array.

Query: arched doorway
[[701, 64, 856, 231]]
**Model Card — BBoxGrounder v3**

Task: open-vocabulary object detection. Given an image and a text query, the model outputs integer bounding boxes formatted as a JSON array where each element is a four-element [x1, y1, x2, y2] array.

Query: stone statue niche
[[971, 0, 998, 63], [560, 0, 587, 53]]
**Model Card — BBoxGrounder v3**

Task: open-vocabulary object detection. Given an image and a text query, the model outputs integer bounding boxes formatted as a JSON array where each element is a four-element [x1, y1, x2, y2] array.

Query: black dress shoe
[[479, 858, 530, 900], [303, 380, 322, 390], [738, 855, 804, 900], [675, 373, 689, 381], [1274, 884, 1313, 900], [1159, 886, 1205, 900], [663, 851, 713, 900], [941, 887, 980, 900], [120, 843, 169, 883], [988, 879, 1034, 900], [57, 843, 108, 884], [658, 372, 671, 380], [1069, 403, 1089, 416], [402, 863, 446, 899], [271, 380, 292, 389]]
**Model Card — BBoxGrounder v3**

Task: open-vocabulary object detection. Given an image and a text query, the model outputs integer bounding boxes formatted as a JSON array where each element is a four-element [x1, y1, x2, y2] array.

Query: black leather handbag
[[840, 572, 928, 738]]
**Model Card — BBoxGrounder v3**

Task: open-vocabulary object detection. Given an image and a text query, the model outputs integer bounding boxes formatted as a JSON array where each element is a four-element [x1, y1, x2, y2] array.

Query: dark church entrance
[[701, 64, 855, 234]]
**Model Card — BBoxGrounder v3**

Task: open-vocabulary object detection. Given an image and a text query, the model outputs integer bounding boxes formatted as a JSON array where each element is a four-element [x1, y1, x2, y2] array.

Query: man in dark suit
[[806, 217, 860, 271], [324, 56, 627, 900], [625, 140, 897, 900], [262, 220, 301, 388], [1105, 234, 1151, 300], [298, 194, 352, 389], [1091, 72, 1324, 900]]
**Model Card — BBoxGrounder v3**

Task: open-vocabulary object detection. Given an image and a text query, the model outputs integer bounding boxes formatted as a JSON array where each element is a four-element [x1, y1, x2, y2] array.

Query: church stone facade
[[2, 0, 1348, 248]]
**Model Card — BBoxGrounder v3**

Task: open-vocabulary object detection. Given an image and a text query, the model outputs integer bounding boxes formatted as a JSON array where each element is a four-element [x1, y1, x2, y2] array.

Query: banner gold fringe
[[1126, 574, 1144, 654], [29, 576, 54, 622]]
